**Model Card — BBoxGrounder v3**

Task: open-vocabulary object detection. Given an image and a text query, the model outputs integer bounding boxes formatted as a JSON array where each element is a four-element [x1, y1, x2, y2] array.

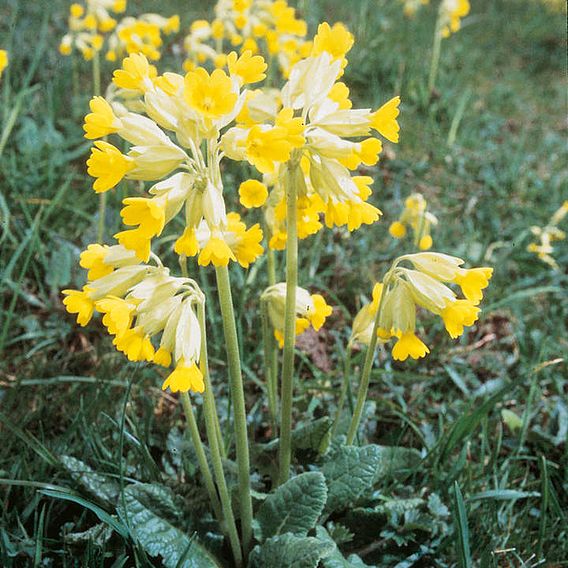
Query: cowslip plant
[[62, 18, 492, 568]]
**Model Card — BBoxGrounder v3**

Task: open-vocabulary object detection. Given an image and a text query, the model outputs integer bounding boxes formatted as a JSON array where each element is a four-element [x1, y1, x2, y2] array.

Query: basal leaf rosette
[[350, 252, 493, 361], [83, 52, 269, 268], [62, 243, 206, 394], [221, 22, 401, 249]]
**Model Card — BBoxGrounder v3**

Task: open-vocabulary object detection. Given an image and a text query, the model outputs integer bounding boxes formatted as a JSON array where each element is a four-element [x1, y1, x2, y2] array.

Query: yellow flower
[[453, 267, 493, 304], [174, 227, 200, 257], [83, 96, 123, 139], [239, 179, 268, 208], [113, 53, 158, 92], [245, 125, 295, 174], [227, 50, 267, 84], [0, 50, 9, 78], [392, 332, 430, 361], [114, 227, 152, 262], [120, 197, 166, 239], [311, 22, 354, 62], [328, 82, 352, 109], [419, 235, 433, 250], [225, 213, 264, 268], [113, 326, 155, 362], [198, 237, 237, 267], [371, 96, 401, 143], [62, 287, 95, 326], [441, 299, 480, 338], [70, 3, 84, 18], [184, 68, 237, 119], [389, 221, 407, 239], [95, 296, 136, 336], [80, 244, 113, 280], [308, 294, 333, 330], [162, 359, 205, 393], [87, 141, 134, 193], [154, 347, 172, 367]]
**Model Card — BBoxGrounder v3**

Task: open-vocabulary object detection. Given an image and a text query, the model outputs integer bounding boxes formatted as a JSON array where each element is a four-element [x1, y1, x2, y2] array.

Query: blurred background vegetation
[[0, 0, 566, 565]]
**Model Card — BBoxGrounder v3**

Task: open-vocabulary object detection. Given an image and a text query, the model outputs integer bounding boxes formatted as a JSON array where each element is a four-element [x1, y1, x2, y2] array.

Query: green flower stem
[[277, 162, 299, 486], [92, 50, 107, 244], [330, 344, 352, 439], [179, 392, 223, 523], [427, 10, 443, 94], [197, 303, 243, 568], [261, 299, 278, 435], [267, 247, 277, 286], [346, 279, 389, 445], [215, 265, 253, 554]]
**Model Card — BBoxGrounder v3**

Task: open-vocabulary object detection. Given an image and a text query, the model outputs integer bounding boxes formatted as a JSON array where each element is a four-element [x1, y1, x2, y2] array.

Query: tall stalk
[[427, 9, 443, 94], [197, 303, 243, 567], [261, 298, 278, 434], [346, 278, 389, 445], [214, 265, 253, 553], [277, 161, 299, 485], [179, 393, 223, 523]]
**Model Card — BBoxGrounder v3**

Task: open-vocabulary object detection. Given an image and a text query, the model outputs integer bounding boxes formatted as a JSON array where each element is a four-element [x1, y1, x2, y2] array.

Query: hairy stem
[[215, 265, 253, 553], [197, 303, 243, 567], [278, 162, 299, 485]]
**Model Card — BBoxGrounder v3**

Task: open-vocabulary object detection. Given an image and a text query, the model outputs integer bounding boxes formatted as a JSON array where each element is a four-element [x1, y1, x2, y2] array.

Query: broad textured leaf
[[322, 445, 380, 513], [119, 484, 220, 568], [255, 472, 327, 541], [322, 445, 421, 513], [60, 455, 119, 506], [316, 527, 371, 568], [249, 534, 334, 568], [371, 446, 422, 483]]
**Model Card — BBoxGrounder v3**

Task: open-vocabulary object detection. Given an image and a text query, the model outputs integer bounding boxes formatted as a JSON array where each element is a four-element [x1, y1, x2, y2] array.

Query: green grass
[[1, 0, 567, 565]]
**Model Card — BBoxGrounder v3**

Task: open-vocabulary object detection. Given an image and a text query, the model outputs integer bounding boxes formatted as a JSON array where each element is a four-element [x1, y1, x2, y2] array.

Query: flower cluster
[[183, 0, 309, 78], [59, 0, 127, 60], [351, 252, 493, 361], [389, 193, 438, 251], [400, 0, 430, 17], [262, 283, 333, 347], [0, 50, 8, 79], [84, 52, 266, 267], [222, 22, 401, 248], [438, 0, 470, 38], [527, 201, 568, 270], [105, 13, 180, 62], [63, 244, 206, 393]]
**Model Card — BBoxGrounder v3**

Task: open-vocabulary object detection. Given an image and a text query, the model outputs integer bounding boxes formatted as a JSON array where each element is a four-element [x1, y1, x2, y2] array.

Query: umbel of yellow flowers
[[84, 51, 268, 268], [183, 0, 310, 78], [261, 283, 333, 347], [351, 252, 493, 361], [527, 200, 568, 270], [389, 193, 438, 251], [222, 21, 401, 248], [59, 0, 127, 60], [63, 244, 206, 393]]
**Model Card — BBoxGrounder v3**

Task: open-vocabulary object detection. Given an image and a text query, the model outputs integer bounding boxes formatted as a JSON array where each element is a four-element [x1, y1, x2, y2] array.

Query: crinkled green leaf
[[321, 446, 379, 513], [255, 472, 327, 541], [316, 527, 371, 568], [322, 445, 421, 513], [60, 455, 119, 506], [249, 533, 335, 568], [371, 446, 422, 483], [119, 483, 220, 568]]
